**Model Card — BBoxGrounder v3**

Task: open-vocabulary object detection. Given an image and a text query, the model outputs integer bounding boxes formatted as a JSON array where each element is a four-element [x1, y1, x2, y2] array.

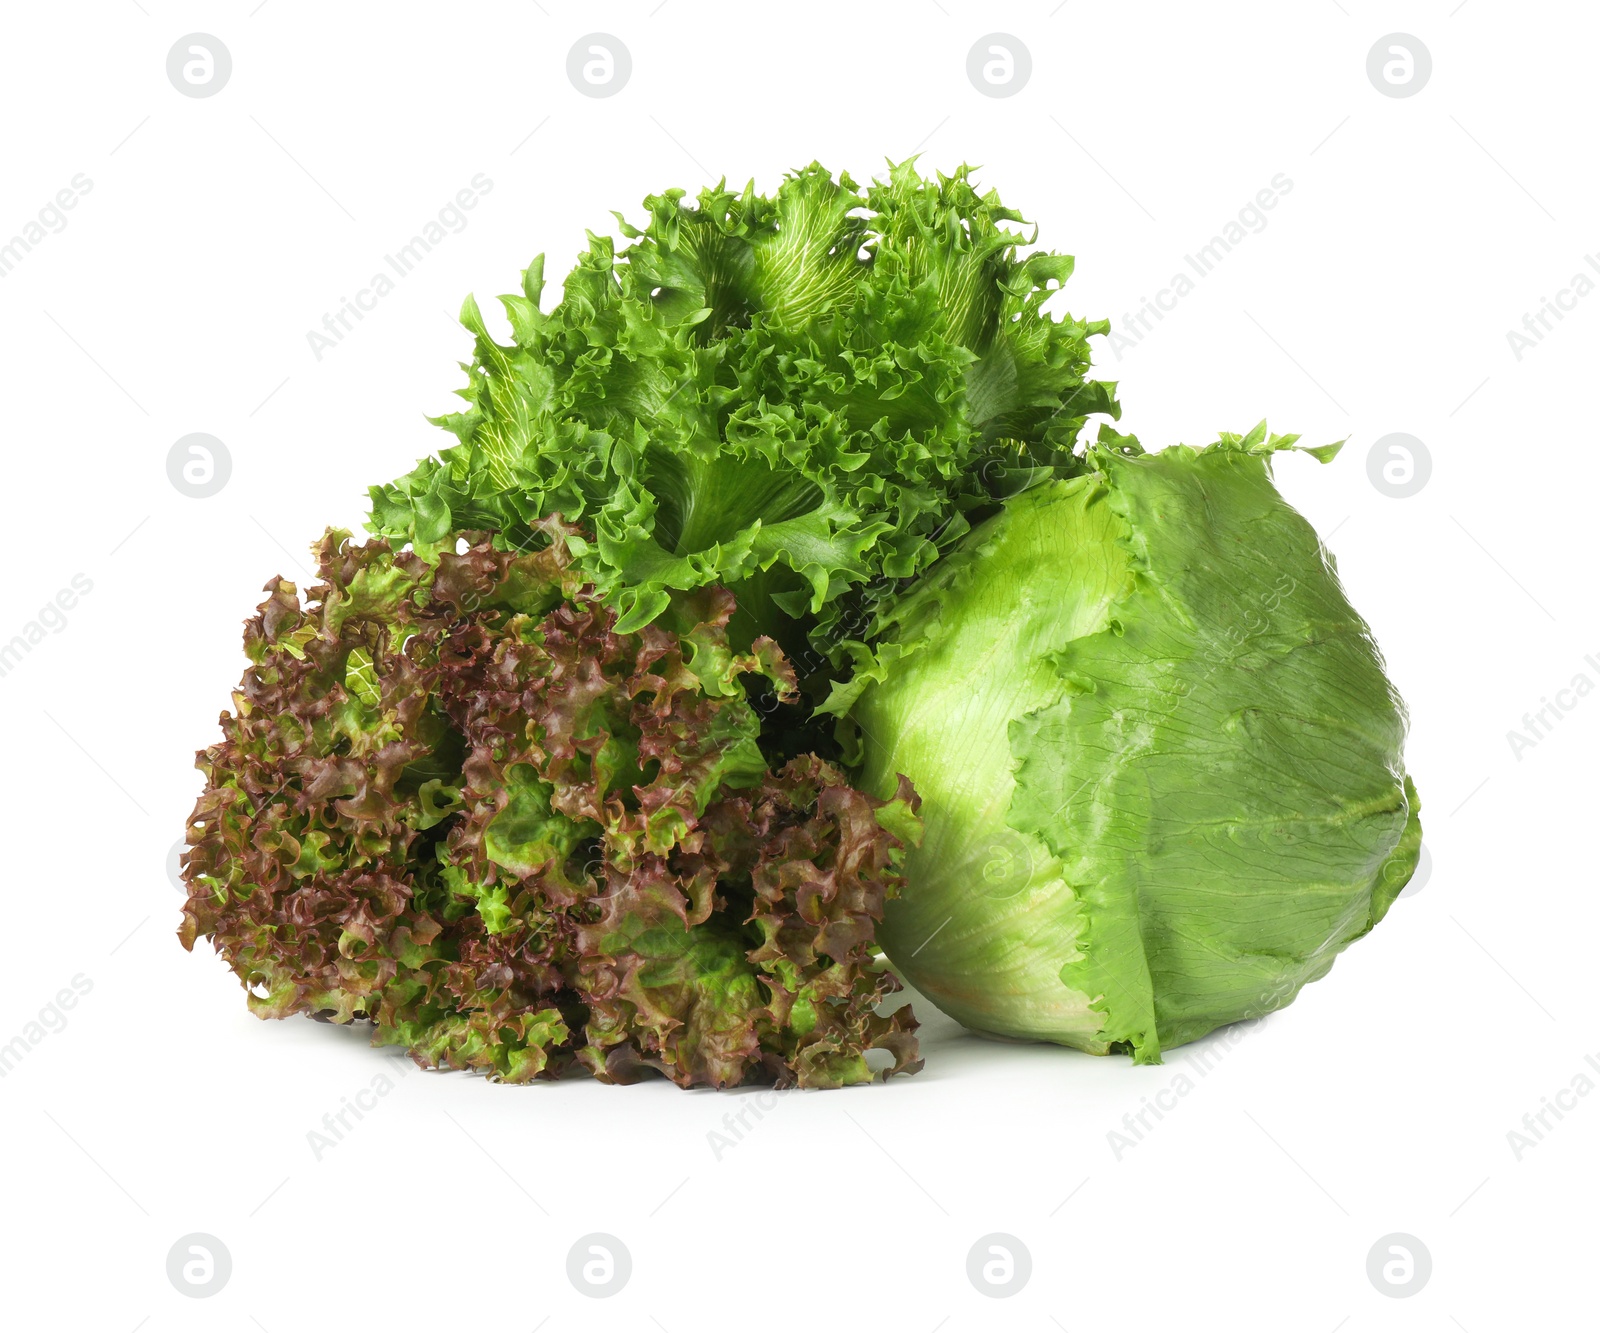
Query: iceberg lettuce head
[[835, 425, 1421, 1062]]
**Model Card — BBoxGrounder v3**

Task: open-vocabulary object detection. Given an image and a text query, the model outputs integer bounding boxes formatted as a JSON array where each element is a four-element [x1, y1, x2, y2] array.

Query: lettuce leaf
[[367, 161, 1117, 699]]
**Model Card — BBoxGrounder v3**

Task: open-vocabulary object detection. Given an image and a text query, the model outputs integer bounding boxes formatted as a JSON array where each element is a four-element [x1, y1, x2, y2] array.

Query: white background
[[0, 2, 1593, 1329]]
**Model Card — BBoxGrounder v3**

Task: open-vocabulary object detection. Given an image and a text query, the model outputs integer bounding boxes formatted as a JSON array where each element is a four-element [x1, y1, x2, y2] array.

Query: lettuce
[[185, 161, 1422, 1081], [179, 522, 921, 1088], [840, 424, 1421, 1061], [366, 161, 1117, 700]]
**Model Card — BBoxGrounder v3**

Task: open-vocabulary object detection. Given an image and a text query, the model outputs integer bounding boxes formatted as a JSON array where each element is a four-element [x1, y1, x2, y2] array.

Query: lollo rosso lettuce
[[834, 424, 1421, 1062], [179, 519, 922, 1088]]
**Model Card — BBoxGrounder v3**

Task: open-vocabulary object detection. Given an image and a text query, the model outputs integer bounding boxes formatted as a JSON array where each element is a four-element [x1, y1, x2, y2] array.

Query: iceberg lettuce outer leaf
[[853, 430, 1421, 1061], [846, 473, 1133, 1049]]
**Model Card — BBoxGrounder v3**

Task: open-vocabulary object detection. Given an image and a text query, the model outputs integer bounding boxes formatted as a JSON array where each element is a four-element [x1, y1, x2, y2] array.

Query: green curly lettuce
[[366, 160, 1118, 699]]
